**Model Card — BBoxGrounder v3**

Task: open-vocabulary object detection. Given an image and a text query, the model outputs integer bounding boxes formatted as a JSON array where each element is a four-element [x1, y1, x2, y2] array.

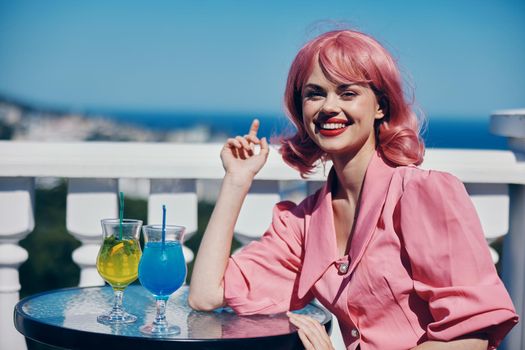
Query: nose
[[320, 93, 341, 115]]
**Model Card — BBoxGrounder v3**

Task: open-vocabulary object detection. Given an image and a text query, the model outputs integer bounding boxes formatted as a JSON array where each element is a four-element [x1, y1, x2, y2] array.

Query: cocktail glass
[[139, 224, 186, 335], [96, 218, 142, 324]]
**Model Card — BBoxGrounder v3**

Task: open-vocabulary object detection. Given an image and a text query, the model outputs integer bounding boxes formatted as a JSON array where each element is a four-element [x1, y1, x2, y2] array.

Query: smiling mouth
[[320, 122, 347, 130], [316, 118, 351, 136]]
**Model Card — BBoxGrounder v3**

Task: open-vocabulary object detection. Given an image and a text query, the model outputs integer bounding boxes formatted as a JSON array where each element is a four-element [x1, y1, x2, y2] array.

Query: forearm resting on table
[[411, 338, 488, 350], [188, 174, 251, 311]]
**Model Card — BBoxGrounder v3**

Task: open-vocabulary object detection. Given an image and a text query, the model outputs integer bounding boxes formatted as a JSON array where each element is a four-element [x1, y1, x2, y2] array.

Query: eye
[[303, 90, 324, 100], [341, 91, 357, 99]]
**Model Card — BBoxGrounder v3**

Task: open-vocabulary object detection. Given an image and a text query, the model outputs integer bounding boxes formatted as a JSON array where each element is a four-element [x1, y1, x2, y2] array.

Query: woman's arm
[[398, 171, 516, 347], [411, 339, 488, 350], [188, 119, 269, 311]]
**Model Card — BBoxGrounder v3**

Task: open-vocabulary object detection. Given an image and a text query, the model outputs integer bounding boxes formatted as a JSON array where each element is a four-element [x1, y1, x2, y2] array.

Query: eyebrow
[[337, 83, 359, 91], [303, 83, 360, 92], [303, 84, 324, 91]]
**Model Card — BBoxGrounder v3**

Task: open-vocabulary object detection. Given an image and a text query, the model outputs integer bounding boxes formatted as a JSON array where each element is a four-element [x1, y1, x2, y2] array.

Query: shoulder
[[271, 187, 325, 231], [276, 184, 325, 215], [392, 165, 466, 195], [392, 166, 476, 227]]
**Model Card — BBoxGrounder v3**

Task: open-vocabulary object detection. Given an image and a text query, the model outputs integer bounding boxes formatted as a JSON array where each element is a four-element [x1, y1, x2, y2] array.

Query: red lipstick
[[317, 117, 349, 137], [319, 128, 347, 137]]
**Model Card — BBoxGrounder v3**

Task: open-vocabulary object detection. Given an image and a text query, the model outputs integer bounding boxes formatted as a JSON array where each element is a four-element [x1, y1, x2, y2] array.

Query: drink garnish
[[111, 242, 125, 255]]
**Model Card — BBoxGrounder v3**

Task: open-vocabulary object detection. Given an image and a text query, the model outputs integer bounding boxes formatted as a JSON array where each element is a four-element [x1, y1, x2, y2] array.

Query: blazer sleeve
[[399, 171, 518, 348], [223, 200, 313, 315]]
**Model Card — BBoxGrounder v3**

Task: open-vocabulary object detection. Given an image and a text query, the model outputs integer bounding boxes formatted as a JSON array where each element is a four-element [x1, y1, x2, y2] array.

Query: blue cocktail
[[138, 224, 186, 335]]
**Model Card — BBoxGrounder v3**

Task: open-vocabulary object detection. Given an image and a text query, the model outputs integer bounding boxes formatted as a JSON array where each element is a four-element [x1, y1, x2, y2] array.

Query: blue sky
[[0, 0, 524, 118]]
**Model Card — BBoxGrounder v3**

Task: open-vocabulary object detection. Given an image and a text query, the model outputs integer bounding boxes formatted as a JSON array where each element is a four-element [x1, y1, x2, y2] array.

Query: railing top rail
[[0, 141, 524, 184]]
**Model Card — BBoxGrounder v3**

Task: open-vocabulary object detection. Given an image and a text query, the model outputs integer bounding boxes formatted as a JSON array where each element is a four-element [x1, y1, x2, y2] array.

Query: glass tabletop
[[15, 285, 332, 350]]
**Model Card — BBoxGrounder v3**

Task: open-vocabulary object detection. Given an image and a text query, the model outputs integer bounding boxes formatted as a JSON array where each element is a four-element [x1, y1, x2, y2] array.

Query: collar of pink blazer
[[297, 151, 397, 298]]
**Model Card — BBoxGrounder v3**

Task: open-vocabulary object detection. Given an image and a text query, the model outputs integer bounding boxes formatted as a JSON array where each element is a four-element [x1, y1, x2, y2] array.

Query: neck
[[330, 144, 376, 204]]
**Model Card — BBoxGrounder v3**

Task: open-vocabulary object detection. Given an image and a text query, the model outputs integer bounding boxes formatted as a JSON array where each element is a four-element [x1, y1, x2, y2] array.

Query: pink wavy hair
[[279, 29, 425, 177]]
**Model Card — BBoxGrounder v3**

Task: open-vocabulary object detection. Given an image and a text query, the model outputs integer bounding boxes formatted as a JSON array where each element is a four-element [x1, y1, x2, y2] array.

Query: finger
[[292, 321, 329, 350], [235, 136, 252, 150], [224, 139, 245, 160], [248, 119, 260, 138], [235, 136, 254, 156], [289, 314, 323, 334], [297, 329, 315, 350], [230, 146, 240, 159], [288, 313, 332, 349], [244, 134, 260, 145], [226, 138, 242, 149], [259, 137, 269, 157], [233, 137, 250, 159], [247, 135, 268, 159]]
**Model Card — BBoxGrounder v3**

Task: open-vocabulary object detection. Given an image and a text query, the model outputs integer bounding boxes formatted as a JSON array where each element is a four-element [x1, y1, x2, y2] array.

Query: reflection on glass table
[[15, 285, 332, 350]]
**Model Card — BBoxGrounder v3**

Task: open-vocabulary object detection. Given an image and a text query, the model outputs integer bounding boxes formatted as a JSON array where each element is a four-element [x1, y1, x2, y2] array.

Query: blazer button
[[338, 262, 349, 274], [351, 328, 359, 338]]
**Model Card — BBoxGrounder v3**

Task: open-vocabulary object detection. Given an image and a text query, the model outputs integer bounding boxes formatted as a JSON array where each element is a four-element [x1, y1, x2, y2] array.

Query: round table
[[14, 285, 332, 350]]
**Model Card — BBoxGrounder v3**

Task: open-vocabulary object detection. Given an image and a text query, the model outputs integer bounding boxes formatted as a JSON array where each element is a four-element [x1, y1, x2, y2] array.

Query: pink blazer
[[224, 152, 518, 350]]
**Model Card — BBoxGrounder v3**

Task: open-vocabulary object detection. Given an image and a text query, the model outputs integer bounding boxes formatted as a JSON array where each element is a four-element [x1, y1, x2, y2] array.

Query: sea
[[96, 111, 508, 150]]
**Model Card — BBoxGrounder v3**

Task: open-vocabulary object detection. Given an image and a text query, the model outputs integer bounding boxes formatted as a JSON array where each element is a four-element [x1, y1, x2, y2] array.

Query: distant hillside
[[0, 95, 217, 142]]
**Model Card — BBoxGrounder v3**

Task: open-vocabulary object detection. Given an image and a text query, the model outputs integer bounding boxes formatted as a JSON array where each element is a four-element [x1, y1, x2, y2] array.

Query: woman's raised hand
[[220, 119, 269, 183], [189, 119, 269, 312]]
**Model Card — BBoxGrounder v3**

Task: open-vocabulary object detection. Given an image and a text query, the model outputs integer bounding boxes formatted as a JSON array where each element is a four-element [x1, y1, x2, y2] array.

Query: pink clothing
[[224, 152, 518, 350]]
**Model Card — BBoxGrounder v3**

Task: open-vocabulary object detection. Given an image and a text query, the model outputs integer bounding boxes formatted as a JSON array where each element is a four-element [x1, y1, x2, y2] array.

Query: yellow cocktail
[[96, 218, 142, 324], [97, 237, 142, 290]]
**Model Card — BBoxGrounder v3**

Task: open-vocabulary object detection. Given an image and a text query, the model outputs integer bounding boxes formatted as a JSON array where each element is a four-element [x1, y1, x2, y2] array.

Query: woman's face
[[301, 61, 384, 159]]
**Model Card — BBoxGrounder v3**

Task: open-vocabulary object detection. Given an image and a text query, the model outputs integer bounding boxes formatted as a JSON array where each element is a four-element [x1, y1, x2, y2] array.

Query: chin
[[320, 139, 373, 157]]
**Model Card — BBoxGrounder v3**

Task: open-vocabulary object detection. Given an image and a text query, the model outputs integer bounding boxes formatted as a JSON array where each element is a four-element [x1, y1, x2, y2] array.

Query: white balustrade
[[0, 177, 34, 350], [148, 179, 198, 263], [0, 110, 524, 350], [67, 178, 118, 287], [491, 109, 525, 350], [234, 180, 281, 248]]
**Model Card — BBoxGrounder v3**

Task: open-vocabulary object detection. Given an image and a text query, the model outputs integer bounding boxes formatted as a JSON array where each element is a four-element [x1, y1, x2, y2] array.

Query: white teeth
[[320, 123, 346, 130]]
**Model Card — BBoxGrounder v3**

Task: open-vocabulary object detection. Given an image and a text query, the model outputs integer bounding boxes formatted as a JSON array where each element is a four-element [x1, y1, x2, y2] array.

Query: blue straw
[[119, 192, 124, 240], [161, 205, 166, 249]]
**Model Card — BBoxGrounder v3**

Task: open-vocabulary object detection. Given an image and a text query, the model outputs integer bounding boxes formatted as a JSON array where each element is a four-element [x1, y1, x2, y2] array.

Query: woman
[[188, 30, 518, 350]]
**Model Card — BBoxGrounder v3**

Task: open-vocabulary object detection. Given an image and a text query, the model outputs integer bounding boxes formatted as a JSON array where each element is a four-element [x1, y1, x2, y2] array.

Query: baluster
[[66, 178, 118, 287], [234, 180, 280, 251], [491, 110, 525, 350], [148, 179, 198, 263], [0, 177, 34, 350]]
